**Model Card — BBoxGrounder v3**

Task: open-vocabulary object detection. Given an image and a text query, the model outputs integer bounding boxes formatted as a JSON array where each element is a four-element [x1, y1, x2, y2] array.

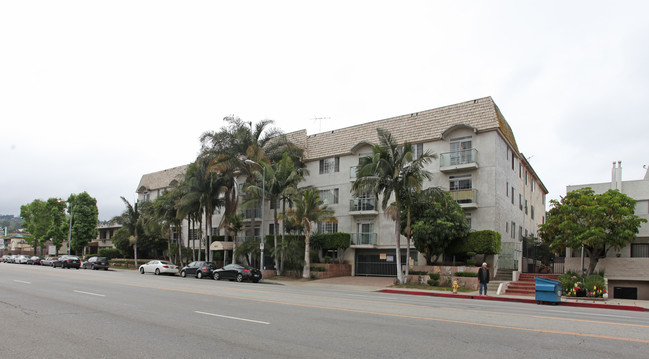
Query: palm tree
[[288, 188, 336, 279], [351, 128, 435, 284], [223, 213, 244, 264], [113, 197, 142, 267], [152, 187, 184, 264], [246, 153, 306, 275]]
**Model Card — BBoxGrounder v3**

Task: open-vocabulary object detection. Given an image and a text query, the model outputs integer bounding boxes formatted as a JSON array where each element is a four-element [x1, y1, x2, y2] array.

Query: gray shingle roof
[[136, 164, 188, 193], [285, 96, 517, 160]]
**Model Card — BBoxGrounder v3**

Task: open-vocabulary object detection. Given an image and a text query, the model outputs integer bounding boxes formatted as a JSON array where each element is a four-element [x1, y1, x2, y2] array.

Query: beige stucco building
[[566, 162, 649, 300], [136, 97, 548, 277]]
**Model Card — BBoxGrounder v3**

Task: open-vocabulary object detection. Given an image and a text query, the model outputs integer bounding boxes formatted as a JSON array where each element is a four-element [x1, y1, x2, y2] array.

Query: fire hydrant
[[452, 279, 459, 294]]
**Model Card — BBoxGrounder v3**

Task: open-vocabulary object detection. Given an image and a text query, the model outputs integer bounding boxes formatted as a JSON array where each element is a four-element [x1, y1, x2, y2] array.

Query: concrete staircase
[[503, 273, 560, 296]]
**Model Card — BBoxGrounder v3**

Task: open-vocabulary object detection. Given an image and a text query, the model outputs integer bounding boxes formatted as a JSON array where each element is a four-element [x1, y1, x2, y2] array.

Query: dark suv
[[59, 255, 81, 269], [82, 256, 109, 270], [180, 261, 217, 279]]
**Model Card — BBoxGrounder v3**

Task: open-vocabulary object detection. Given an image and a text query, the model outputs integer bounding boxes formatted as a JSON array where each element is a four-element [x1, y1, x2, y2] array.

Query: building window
[[631, 243, 649, 257], [506, 221, 509, 233], [319, 157, 340, 174], [531, 205, 535, 220], [211, 227, 219, 236], [519, 162, 522, 178], [319, 188, 339, 205], [531, 179, 535, 193], [269, 223, 279, 235], [318, 221, 338, 234], [525, 199, 528, 214], [449, 174, 472, 191], [506, 181, 509, 197], [450, 136, 473, 165], [519, 226, 523, 240], [511, 222, 516, 239], [511, 187, 515, 204], [519, 194, 523, 210], [512, 155, 515, 171], [413, 143, 424, 160]]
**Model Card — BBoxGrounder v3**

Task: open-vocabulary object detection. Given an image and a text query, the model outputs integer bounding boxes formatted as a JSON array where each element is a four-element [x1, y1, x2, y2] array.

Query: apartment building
[[136, 97, 548, 276], [565, 162, 649, 300]]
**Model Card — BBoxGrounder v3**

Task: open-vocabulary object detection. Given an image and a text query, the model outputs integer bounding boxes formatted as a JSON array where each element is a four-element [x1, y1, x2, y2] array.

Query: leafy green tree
[[287, 188, 336, 279], [352, 128, 434, 284], [68, 192, 98, 255], [45, 198, 68, 253], [467, 230, 501, 264], [112, 197, 143, 265], [539, 187, 647, 275], [404, 189, 470, 265], [20, 199, 50, 253]]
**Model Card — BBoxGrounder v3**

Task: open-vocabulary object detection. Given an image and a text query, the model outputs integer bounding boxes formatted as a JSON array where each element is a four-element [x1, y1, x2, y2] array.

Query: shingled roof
[[285, 96, 518, 160], [136, 164, 188, 193]]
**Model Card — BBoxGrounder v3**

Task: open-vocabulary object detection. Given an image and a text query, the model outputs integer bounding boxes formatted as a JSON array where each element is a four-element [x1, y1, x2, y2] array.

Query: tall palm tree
[[113, 197, 142, 267], [152, 187, 184, 264], [288, 188, 336, 279], [351, 128, 435, 284], [223, 213, 244, 264], [246, 153, 307, 275]]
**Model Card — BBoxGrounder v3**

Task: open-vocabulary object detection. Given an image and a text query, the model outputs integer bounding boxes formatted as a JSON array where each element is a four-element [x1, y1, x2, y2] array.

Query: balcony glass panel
[[350, 232, 377, 245], [447, 189, 478, 204], [440, 148, 478, 167], [350, 198, 376, 211]]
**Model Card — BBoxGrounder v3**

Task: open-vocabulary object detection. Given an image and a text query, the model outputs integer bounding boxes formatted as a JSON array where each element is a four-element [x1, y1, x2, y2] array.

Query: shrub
[[429, 273, 441, 280], [584, 274, 606, 294], [466, 259, 477, 266], [467, 230, 502, 255], [454, 271, 478, 277], [98, 248, 121, 260], [310, 265, 326, 272], [558, 271, 580, 293], [427, 279, 440, 286], [323, 256, 333, 264]]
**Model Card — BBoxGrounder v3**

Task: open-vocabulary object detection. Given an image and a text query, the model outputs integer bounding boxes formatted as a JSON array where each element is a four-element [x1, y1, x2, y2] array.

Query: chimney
[[611, 161, 617, 189]]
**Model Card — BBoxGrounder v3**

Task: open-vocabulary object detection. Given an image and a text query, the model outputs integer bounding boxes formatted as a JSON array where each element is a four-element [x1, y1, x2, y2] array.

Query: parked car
[[59, 255, 81, 269], [7, 255, 17, 263], [27, 256, 41, 265], [1, 255, 10, 263], [139, 260, 179, 275], [180, 261, 217, 279], [81, 256, 109, 270], [212, 264, 262, 283], [42, 256, 57, 266], [15, 255, 30, 264]]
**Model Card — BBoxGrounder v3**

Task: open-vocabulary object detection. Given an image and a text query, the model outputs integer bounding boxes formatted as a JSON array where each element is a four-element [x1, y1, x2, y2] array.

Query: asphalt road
[[1, 263, 648, 358]]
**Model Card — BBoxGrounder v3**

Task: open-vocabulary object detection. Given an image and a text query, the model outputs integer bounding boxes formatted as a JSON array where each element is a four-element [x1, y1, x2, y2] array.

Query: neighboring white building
[[566, 162, 649, 300], [136, 97, 548, 276]]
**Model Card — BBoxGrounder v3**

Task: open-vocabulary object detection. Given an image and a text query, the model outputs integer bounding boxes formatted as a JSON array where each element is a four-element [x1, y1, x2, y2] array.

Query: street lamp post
[[245, 160, 265, 273]]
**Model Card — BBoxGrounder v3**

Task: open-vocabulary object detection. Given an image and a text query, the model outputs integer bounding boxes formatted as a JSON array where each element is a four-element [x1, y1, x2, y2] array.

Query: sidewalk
[[267, 276, 649, 312]]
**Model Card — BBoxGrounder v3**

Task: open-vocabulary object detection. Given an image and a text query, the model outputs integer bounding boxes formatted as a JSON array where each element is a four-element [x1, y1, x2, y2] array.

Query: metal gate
[[355, 249, 409, 276], [522, 237, 565, 274], [497, 242, 521, 270]]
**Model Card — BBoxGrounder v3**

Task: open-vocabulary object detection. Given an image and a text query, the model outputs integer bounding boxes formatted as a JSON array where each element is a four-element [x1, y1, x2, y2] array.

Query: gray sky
[[2, 1, 648, 221]]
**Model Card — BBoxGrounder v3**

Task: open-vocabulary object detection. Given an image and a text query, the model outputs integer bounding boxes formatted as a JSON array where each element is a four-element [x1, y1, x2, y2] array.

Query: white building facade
[[566, 162, 649, 300], [136, 97, 548, 277]]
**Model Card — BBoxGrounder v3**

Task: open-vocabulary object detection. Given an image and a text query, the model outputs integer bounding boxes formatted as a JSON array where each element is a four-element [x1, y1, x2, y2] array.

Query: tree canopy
[[68, 192, 99, 255], [403, 188, 470, 265], [538, 187, 647, 275]]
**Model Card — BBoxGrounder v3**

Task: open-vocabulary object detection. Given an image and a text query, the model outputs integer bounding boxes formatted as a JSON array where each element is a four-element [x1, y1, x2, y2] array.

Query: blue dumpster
[[535, 277, 561, 304]]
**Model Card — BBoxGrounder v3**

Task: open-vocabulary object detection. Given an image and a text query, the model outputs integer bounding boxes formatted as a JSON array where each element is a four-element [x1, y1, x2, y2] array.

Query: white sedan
[[138, 260, 179, 275]]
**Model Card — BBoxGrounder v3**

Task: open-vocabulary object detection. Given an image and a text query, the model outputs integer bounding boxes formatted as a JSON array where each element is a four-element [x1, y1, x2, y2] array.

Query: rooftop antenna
[[312, 116, 330, 133]]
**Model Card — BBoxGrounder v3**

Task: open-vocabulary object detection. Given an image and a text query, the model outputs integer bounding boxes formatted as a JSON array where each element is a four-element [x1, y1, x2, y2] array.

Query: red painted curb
[[379, 289, 647, 312]]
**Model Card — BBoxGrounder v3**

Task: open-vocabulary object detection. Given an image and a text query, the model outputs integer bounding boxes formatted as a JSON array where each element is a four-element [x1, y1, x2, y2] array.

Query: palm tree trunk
[[302, 223, 311, 279], [394, 213, 403, 284], [273, 206, 279, 276]]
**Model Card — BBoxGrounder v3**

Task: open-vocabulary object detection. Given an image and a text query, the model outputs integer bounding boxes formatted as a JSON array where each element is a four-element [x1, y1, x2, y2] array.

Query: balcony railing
[[240, 207, 262, 219], [350, 232, 377, 245], [350, 166, 359, 179], [447, 189, 478, 205], [440, 149, 478, 168], [350, 198, 376, 212]]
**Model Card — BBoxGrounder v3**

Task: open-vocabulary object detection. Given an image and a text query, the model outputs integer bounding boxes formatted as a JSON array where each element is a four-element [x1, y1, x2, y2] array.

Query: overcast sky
[[2, 1, 648, 221]]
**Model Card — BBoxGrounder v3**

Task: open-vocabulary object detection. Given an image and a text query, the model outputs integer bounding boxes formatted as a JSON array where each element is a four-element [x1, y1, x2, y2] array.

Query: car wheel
[[155, 268, 160, 275], [213, 272, 220, 280], [181, 270, 186, 278], [236, 274, 244, 282], [197, 271, 203, 279], [92, 265, 96, 270], [139, 267, 144, 274]]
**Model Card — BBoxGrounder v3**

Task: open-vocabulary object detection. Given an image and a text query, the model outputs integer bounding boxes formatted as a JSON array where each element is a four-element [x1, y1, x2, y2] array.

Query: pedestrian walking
[[478, 262, 490, 295]]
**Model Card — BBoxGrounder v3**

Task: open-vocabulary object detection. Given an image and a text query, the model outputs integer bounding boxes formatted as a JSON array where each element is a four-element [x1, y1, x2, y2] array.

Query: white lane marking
[[13, 280, 31, 284], [74, 290, 106, 297], [545, 309, 634, 319], [195, 311, 270, 325]]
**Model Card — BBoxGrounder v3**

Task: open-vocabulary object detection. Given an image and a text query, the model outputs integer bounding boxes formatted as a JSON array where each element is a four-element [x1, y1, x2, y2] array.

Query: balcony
[[349, 198, 378, 214], [439, 149, 479, 172], [447, 189, 478, 208], [350, 166, 359, 179], [350, 232, 377, 246], [240, 207, 262, 220]]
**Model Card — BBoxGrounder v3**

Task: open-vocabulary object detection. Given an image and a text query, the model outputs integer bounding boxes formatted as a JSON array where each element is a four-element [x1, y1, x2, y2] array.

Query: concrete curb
[[379, 289, 647, 312]]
